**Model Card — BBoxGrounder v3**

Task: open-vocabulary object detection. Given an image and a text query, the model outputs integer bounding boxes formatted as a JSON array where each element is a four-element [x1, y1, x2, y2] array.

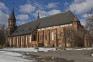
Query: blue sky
[[0, 0, 93, 27]]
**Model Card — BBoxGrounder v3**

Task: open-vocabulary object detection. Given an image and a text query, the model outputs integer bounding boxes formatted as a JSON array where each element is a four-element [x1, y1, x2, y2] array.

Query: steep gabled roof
[[11, 10, 74, 36], [11, 21, 39, 36], [38, 10, 74, 28]]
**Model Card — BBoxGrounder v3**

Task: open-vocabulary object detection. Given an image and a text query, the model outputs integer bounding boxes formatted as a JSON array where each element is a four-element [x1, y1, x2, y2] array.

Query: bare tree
[[85, 12, 93, 44], [63, 28, 83, 47], [0, 24, 6, 47], [63, 28, 67, 48]]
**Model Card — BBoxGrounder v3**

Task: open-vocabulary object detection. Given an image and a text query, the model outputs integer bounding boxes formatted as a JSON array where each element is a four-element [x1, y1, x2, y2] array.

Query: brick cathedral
[[6, 8, 91, 48]]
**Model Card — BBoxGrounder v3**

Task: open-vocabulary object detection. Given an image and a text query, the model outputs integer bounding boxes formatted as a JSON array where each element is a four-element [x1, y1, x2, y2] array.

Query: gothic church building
[[6, 8, 91, 48]]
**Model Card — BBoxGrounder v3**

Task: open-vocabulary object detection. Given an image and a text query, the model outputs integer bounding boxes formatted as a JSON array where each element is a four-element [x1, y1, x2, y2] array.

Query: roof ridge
[[38, 10, 72, 20], [17, 10, 73, 27]]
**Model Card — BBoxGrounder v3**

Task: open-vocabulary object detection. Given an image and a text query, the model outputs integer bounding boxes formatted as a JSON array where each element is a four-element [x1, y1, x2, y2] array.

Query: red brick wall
[[6, 21, 90, 48]]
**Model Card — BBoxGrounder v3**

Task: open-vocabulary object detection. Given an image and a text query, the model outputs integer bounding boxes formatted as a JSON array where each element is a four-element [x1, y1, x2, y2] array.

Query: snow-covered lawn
[[66, 47, 93, 50], [2, 47, 56, 52], [0, 51, 33, 62], [0, 51, 22, 57]]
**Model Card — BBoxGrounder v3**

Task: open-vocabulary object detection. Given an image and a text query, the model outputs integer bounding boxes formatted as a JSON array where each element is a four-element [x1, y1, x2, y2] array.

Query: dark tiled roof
[[38, 10, 74, 28], [11, 10, 74, 36], [9, 8, 16, 20], [11, 21, 39, 36]]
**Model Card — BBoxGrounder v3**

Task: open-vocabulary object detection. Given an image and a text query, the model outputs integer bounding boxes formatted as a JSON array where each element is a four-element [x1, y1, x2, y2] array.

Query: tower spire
[[8, 8, 16, 20], [37, 11, 40, 19]]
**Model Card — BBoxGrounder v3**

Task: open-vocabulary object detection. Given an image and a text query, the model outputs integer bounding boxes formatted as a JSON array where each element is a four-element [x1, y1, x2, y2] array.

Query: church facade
[[6, 8, 91, 48]]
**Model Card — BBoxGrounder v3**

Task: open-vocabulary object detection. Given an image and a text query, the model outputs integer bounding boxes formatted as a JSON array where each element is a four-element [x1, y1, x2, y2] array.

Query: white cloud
[[33, 2, 44, 10], [0, 10, 9, 26], [0, 2, 9, 13], [16, 20, 27, 25], [46, 2, 59, 8], [78, 12, 93, 27], [0, 2, 9, 27], [16, 14, 29, 20], [19, 4, 35, 13], [16, 14, 30, 25], [69, 0, 93, 14], [33, 9, 61, 18], [64, 2, 69, 6], [83, 13, 93, 18]]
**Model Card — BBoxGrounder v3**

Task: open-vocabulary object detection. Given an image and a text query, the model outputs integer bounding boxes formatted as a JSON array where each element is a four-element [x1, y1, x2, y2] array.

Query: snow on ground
[[2, 47, 56, 52], [3, 48, 37, 52], [38, 48, 56, 52], [0, 51, 33, 62], [1, 47, 93, 53], [66, 48, 93, 50], [2, 51, 22, 57], [91, 54, 93, 57]]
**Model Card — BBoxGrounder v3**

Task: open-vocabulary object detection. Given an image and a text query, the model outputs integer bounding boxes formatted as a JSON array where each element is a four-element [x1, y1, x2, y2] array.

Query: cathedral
[[6, 8, 91, 48]]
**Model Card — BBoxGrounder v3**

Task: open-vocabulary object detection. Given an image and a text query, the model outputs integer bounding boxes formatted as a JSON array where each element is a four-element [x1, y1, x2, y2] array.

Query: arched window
[[29, 35, 31, 43], [40, 34, 42, 40], [33, 35, 36, 41], [26, 36, 27, 45], [52, 32, 54, 40], [17, 37, 18, 45], [45, 32, 47, 40], [10, 38, 11, 46]]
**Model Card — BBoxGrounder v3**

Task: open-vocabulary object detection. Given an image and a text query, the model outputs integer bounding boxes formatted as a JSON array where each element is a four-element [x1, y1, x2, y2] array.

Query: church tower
[[7, 8, 17, 37], [73, 15, 80, 31]]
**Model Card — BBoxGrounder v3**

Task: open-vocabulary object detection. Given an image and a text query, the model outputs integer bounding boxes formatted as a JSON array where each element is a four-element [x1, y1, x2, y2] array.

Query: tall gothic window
[[40, 34, 42, 40], [26, 36, 27, 45], [51, 32, 54, 40], [45, 32, 47, 40], [33, 35, 36, 41], [29, 35, 31, 43], [17, 37, 18, 45], [10, 38, 11, 46]]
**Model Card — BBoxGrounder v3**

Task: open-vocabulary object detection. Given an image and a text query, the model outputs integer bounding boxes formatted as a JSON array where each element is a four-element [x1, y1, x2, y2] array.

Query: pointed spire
[[37, 11, 40, 19], [74, 15, 78, 22], [8, 8, 16, 20]]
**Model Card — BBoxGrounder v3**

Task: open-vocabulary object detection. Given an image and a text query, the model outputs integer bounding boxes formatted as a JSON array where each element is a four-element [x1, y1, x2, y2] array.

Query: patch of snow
[[66, 48, 73, 50], [66, 48, 93, 50], [91, 54, 93, 57], [0, 51, 5, 53], [3, 48, 38, 52], [4, 52, 22, 57], [38, 48, 56, 52], [2, 47, 56, 52], [0, 51, 32, 62], [0, 51, 22, 57]]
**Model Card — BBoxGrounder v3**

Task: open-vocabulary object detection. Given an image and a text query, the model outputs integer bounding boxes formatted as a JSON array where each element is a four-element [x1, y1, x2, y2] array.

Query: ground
[[0, 51, 32, 62], [0, 48, 93, 62]]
